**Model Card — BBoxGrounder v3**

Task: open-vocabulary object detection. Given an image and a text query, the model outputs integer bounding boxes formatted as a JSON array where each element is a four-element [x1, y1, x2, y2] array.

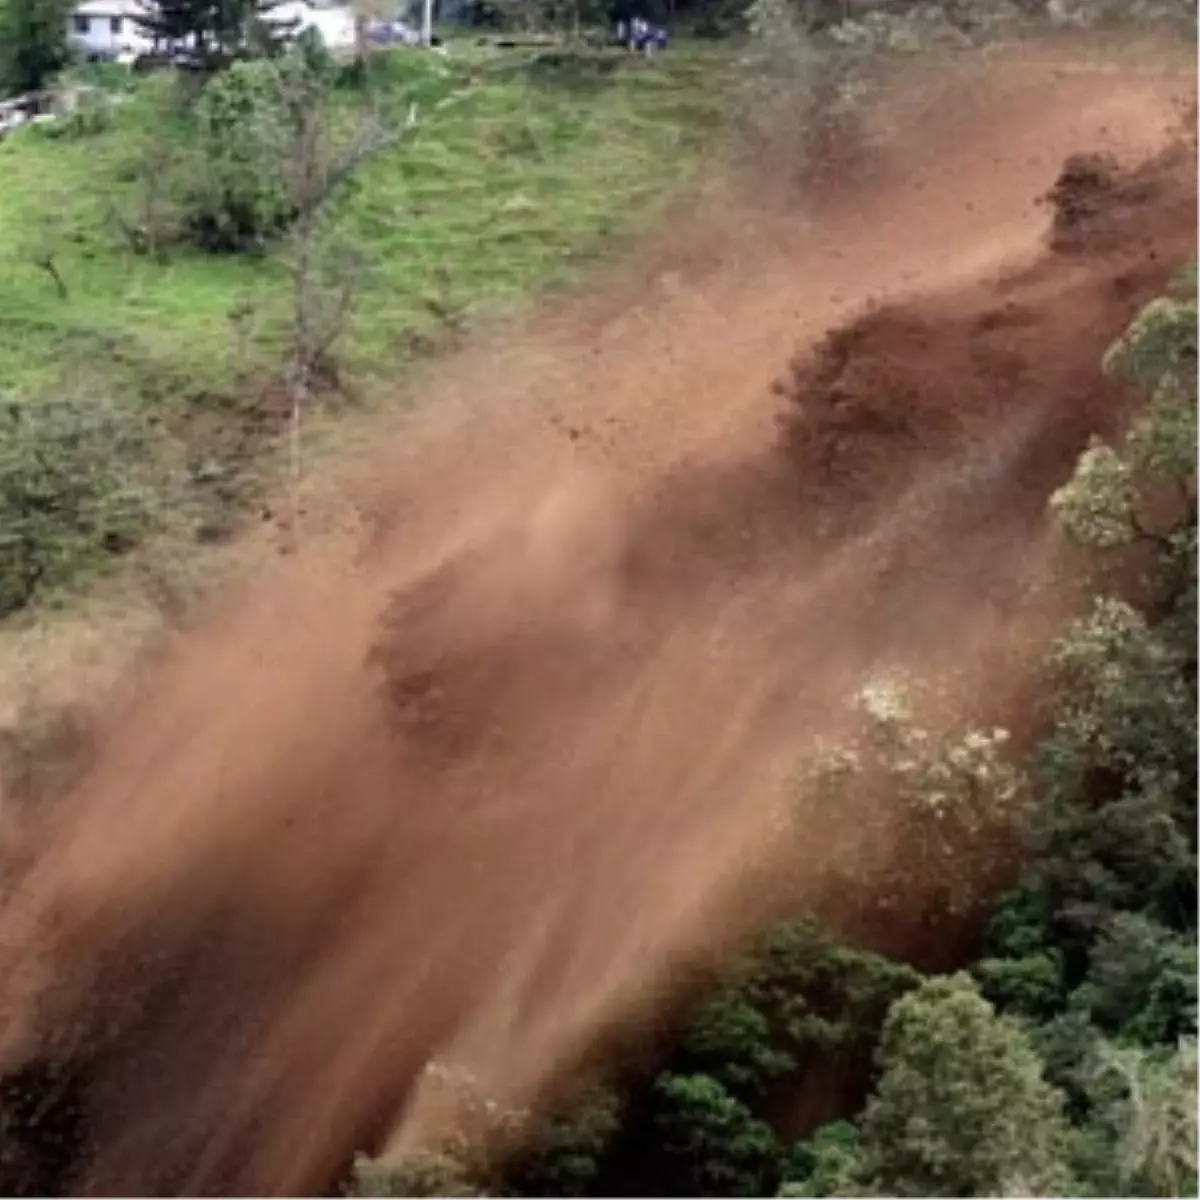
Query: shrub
[[184, 57, 298, 252], [0, 392, 161, 614]]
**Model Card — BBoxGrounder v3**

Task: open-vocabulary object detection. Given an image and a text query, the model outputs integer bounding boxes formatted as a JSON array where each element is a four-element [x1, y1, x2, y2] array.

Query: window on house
[[73, 13, 90, 32], [110, 15, 122, 32]]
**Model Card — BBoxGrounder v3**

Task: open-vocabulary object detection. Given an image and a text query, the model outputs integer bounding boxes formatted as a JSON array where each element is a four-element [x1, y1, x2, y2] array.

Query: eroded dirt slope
[[0, 47, 1194, 1198]]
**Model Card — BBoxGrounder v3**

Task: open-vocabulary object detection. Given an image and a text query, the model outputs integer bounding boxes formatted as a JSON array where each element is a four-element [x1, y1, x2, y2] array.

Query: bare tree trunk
[[354, 10, 370, 66], [285, 207, 315, 553], [276, 81, 417, 552]]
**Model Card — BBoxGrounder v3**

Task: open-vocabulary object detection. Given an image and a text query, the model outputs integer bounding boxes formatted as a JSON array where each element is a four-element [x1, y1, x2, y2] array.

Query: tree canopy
[[0, 0, 71, 96]]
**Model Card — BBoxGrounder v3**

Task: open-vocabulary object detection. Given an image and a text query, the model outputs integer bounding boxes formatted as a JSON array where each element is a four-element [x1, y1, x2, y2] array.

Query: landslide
[[0, 50, 1194, 1199]]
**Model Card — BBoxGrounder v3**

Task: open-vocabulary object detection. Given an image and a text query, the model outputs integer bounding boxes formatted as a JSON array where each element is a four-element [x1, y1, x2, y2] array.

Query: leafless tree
[[274, 65, 418, 547]]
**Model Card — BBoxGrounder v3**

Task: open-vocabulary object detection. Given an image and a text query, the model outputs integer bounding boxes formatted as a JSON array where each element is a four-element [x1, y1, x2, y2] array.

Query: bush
[[184, 57, 299, 252], [38, 89, 114, 140], [349, 1150, 482, 1197], [0, 392, 161, 614]]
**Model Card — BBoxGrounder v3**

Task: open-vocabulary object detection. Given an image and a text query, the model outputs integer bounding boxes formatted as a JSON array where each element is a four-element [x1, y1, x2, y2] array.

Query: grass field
[[0, 45, 726, 406], [0, 42, 728, 619]]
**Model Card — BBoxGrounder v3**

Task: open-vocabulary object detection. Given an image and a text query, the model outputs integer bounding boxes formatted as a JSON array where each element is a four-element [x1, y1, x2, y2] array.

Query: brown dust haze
[[0, 44, 1195, 1197]]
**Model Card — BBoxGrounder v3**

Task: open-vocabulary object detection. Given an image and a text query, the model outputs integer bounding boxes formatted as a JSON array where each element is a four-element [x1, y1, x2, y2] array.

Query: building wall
[[66, 0, 359, 59], [270, 2, 358, 48], [68, 4, 155, 57]]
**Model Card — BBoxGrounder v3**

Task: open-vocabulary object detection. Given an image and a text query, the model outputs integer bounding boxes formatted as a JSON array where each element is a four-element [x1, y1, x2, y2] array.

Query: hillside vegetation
[[0, 44, 723, 612], [0, 3, 1194, 1197]]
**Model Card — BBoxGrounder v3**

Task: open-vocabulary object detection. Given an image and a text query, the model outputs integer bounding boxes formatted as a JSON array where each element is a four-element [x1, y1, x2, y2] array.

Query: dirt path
[[0, 44, 1193, 1198]]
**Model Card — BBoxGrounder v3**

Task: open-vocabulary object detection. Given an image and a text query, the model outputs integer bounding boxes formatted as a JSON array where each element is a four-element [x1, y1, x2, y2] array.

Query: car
[[615, 15, 668, 51]]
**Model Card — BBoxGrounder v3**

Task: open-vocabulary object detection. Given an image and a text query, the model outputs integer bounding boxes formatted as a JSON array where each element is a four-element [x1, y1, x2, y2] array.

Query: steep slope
[[0, 47, 1193, 1197]]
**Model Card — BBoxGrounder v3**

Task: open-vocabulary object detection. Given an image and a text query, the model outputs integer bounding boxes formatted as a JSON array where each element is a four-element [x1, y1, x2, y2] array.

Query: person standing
[[609, 0, 635, 46]]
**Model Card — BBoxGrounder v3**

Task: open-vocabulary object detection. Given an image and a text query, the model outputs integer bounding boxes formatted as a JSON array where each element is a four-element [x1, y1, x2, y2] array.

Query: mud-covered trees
[[777, 278, 1200, 1200], [1052, 272, 1198, 651], [352, 277, 1199, 1200], [795, 680, 1029, 918]]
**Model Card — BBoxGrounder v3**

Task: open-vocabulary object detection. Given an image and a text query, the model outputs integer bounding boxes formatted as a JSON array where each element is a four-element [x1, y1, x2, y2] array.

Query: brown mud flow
[[0, 47, 1195, 1198]]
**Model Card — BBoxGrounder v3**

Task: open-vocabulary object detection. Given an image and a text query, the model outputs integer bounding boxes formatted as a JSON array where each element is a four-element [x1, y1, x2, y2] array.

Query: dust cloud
[[0, 45, 1194, 1197]]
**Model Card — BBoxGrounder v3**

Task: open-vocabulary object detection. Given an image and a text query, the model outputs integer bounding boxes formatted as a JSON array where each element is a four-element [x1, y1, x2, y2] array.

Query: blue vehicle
[[613, 12, 668, 51]]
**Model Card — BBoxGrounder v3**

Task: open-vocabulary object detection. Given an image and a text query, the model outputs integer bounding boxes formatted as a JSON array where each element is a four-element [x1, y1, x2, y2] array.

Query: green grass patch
[[0, 42, 728, 613], [0, 44, 728, 405]]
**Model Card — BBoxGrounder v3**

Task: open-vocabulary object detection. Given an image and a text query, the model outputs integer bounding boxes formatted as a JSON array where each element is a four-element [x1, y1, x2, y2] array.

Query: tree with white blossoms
[[796, 676, 1027, 916], [1084, 1037, 1199, 1197], [1051, 268, 1196, 628]]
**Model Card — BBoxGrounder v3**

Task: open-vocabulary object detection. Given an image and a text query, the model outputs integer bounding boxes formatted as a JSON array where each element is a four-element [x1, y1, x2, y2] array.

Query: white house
[[267, 1, 358, 51], [66, 0, 360, 61], [67, 0, 156, 59]]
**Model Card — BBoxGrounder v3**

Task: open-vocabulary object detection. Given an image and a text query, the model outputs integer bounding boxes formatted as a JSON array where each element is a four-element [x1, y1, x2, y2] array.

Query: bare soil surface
[[0, 43, 1193, 1198]]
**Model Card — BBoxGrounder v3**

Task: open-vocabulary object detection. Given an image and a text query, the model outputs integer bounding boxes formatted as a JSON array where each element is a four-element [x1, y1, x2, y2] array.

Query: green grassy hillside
[[0, 47, 723, 400], [0, 45, 726, 613]]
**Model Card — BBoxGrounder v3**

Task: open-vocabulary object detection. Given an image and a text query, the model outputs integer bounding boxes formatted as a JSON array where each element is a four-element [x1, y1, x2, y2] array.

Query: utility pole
[[421, 0, 433, 44]]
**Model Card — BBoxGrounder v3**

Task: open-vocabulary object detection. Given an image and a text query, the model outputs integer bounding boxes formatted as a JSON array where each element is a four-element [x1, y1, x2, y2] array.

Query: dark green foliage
[[0, 0, 71, 96], [505, 1087, 622, 1197], [135, 0, 288, 67], [1075, 915, 1197, 1046], [780, 1121, 866, 1198], [184, 56, 299, 251], [678, 992, 796, 1098], [974, 947, 1066, 1023], [676, 919, 922, 1105], [1026, 1010, 1105, 1117], [135, 0, 202, 48], [518, 920, 918, 1196], [0, 393, 162, 615], [651, 1072, 779, 1197]]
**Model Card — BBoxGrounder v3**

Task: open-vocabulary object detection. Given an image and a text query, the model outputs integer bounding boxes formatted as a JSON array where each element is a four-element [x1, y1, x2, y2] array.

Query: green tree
[[136, 0, 288, 66], [1074, 913, 1197, 1045], [0, 0, 71, 96], [1081, 1039, 1198, 1197], [677, 918, 921, 1104], [504, 1086, 622, 1197], [185, 55, 297, 250], [857, 974, 1075, 1197], [652, 1072, 780, 1197], [798, 678, 1028, 916], [1050, 273, 1197, 655], [780, 1121, 869, 1198], [976, 275, 1198, 1184]]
